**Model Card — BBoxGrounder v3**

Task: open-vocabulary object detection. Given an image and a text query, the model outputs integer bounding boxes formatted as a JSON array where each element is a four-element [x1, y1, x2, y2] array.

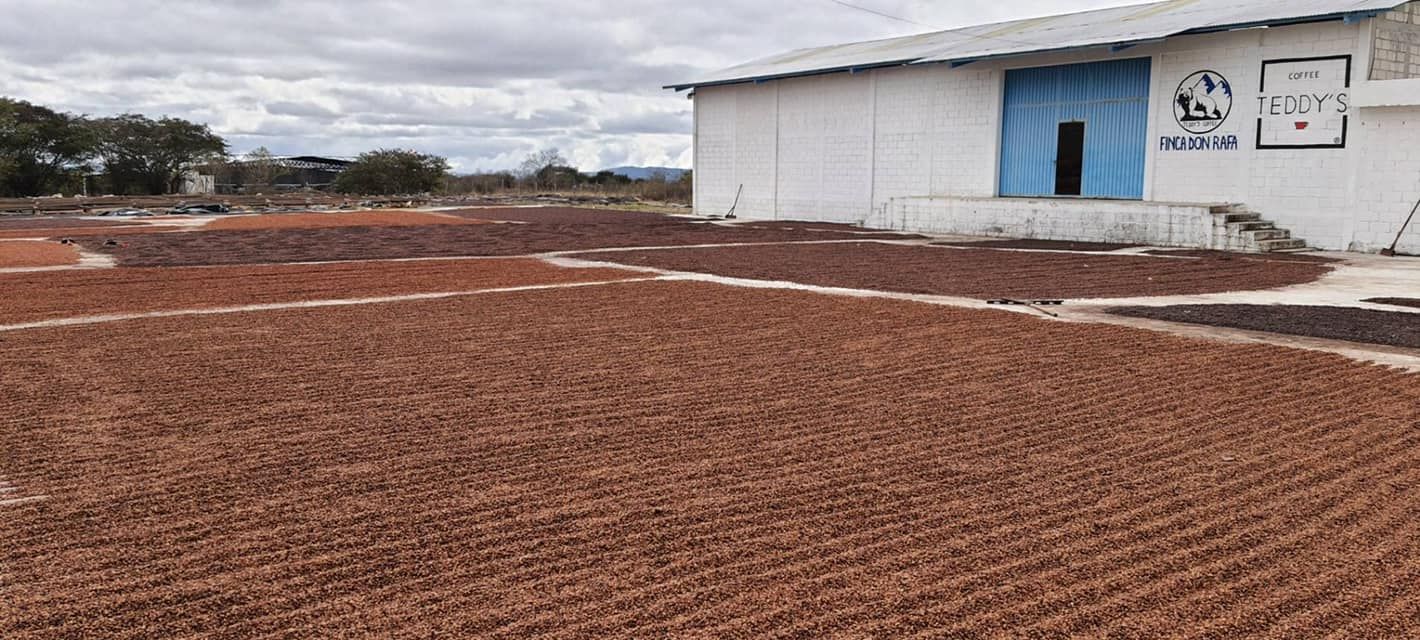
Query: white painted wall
[[1351, 107, 1420, 253], [871, 65, 1000, 213], [1353, 76, 1420, 105], [886, 197, 1218, 247], [693, 87, 737, 216], [691, 15, 1420, 253]]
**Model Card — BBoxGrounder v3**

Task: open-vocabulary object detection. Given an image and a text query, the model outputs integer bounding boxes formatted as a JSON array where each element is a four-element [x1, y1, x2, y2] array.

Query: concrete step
[[1247, 228, 1292, 242], [1208, 203, 1303, 252], [1228, 220, 1276, 232], [1218, 212, 1262, 224], [1257, 238, 1308, 252]]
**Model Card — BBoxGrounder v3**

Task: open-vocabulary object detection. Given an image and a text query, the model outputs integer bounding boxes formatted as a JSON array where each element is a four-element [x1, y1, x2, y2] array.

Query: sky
[[0, 0, 1149, 174]]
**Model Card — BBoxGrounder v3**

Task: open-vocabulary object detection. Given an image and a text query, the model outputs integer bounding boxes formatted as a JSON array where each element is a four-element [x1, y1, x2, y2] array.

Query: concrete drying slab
[[1055, 251, 1420, 370]]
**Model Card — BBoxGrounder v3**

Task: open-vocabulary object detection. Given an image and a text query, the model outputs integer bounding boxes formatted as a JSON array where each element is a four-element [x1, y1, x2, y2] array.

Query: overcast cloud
[[0, 0, 1145, 173]]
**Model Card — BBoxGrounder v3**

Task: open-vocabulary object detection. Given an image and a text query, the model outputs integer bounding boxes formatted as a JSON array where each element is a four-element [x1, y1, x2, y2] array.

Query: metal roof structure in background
[[278, 156, 354, 172], [666, 0, 1407, 90], [229, 155, 354, 172]]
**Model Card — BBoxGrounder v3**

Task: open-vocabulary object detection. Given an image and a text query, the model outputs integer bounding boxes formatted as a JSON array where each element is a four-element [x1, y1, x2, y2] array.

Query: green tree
[[534, 164, 582, 190], [587, 170, 632, 187], [333, 149, 449, 195], [95, 114, 228, 195], [0, 98, 97, 197]]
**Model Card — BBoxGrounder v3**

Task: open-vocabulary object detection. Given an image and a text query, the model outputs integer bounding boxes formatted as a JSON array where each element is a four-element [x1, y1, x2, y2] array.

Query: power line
[[822, 0, 1054, 49], [825, 0, 941, 30]]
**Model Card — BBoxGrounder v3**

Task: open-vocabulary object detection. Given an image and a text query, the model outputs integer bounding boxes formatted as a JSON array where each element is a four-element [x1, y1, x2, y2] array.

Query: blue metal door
[[999, 58, 1151, 199]]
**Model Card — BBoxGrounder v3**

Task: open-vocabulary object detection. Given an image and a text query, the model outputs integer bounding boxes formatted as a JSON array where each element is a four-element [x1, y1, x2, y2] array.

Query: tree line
[[1, 97, 689, 201], [445, 148, 692, 202], [0, 98, 226, 197]]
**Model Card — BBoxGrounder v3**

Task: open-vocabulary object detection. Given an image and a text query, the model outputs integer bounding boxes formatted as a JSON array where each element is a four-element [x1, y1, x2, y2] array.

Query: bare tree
[[516, 148, 571, 190], [241, 146, 280, 192]]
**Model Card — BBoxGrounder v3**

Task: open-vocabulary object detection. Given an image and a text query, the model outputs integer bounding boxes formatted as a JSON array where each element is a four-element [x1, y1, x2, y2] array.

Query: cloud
[[0, 0, 1144, 173]]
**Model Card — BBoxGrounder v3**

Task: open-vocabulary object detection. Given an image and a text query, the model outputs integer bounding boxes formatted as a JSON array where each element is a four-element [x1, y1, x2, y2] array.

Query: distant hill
[[601, 166, 687, 181]]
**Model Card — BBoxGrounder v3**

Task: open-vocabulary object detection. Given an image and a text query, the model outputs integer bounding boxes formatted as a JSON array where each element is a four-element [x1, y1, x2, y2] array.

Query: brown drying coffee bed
[[0, 193, 424, 215], [0, 218, 149, 240], [739, 220, 895, 233], [1, 225, 193, 241], [935, 239, 1143, 252], [1144, 249, 1342, 264], [2, 280, 1418, 637], [1110, 304, 1420, 349], [0, 258, 635, 325], [588, 242, 1333, 299], [445, 209, 915, 236], [445, 206, 681, 225], [0, 216, 143, 230], [1366, 297, 1420, 310], [204, 210, 488, 231], [80, 222, 877, 267], [0, 240, 81, 269]]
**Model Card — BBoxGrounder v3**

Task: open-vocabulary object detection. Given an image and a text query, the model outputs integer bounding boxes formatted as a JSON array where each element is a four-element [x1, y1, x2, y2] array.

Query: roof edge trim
[[666, 4, 1403, 92]]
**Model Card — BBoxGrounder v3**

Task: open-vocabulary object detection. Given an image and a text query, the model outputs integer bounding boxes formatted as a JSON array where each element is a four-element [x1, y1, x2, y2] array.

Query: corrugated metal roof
[[667, 0, 1405, 90]]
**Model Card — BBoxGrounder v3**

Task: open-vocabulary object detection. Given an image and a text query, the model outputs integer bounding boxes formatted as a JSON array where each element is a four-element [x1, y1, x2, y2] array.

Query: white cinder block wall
[[692, 10, 1420, 253], [871, 66, 999, 212], [1353, 108, 1420, 253], [691, 88, 737, 216], [1356, 2, 1420, 253]]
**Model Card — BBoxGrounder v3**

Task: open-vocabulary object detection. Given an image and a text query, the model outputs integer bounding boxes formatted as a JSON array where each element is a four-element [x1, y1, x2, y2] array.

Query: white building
[[669, 0, 1420, 254]]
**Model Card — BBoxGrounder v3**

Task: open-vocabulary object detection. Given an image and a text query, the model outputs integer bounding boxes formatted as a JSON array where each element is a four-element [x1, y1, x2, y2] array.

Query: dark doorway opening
[[1055, 121, 1085, 196]]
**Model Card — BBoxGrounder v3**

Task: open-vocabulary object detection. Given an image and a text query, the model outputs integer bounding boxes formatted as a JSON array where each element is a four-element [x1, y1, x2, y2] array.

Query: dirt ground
[[588, 242, 1333, 299], [1109, 304, 1420, 349], [0, 240, 81, 268], [0, 259, 635, 325], [2, 280, 1417, 638], [206, 210, 489, 231]]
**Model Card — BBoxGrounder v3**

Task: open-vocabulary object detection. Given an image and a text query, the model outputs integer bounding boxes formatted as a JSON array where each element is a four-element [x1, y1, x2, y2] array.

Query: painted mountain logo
[[1174, 70, 1233, 134]]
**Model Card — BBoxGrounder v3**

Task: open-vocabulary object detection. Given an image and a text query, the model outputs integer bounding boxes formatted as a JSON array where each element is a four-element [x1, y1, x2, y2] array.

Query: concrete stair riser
[[1247, 229, 1293, 242], [1210, 209, 1306, 253]]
